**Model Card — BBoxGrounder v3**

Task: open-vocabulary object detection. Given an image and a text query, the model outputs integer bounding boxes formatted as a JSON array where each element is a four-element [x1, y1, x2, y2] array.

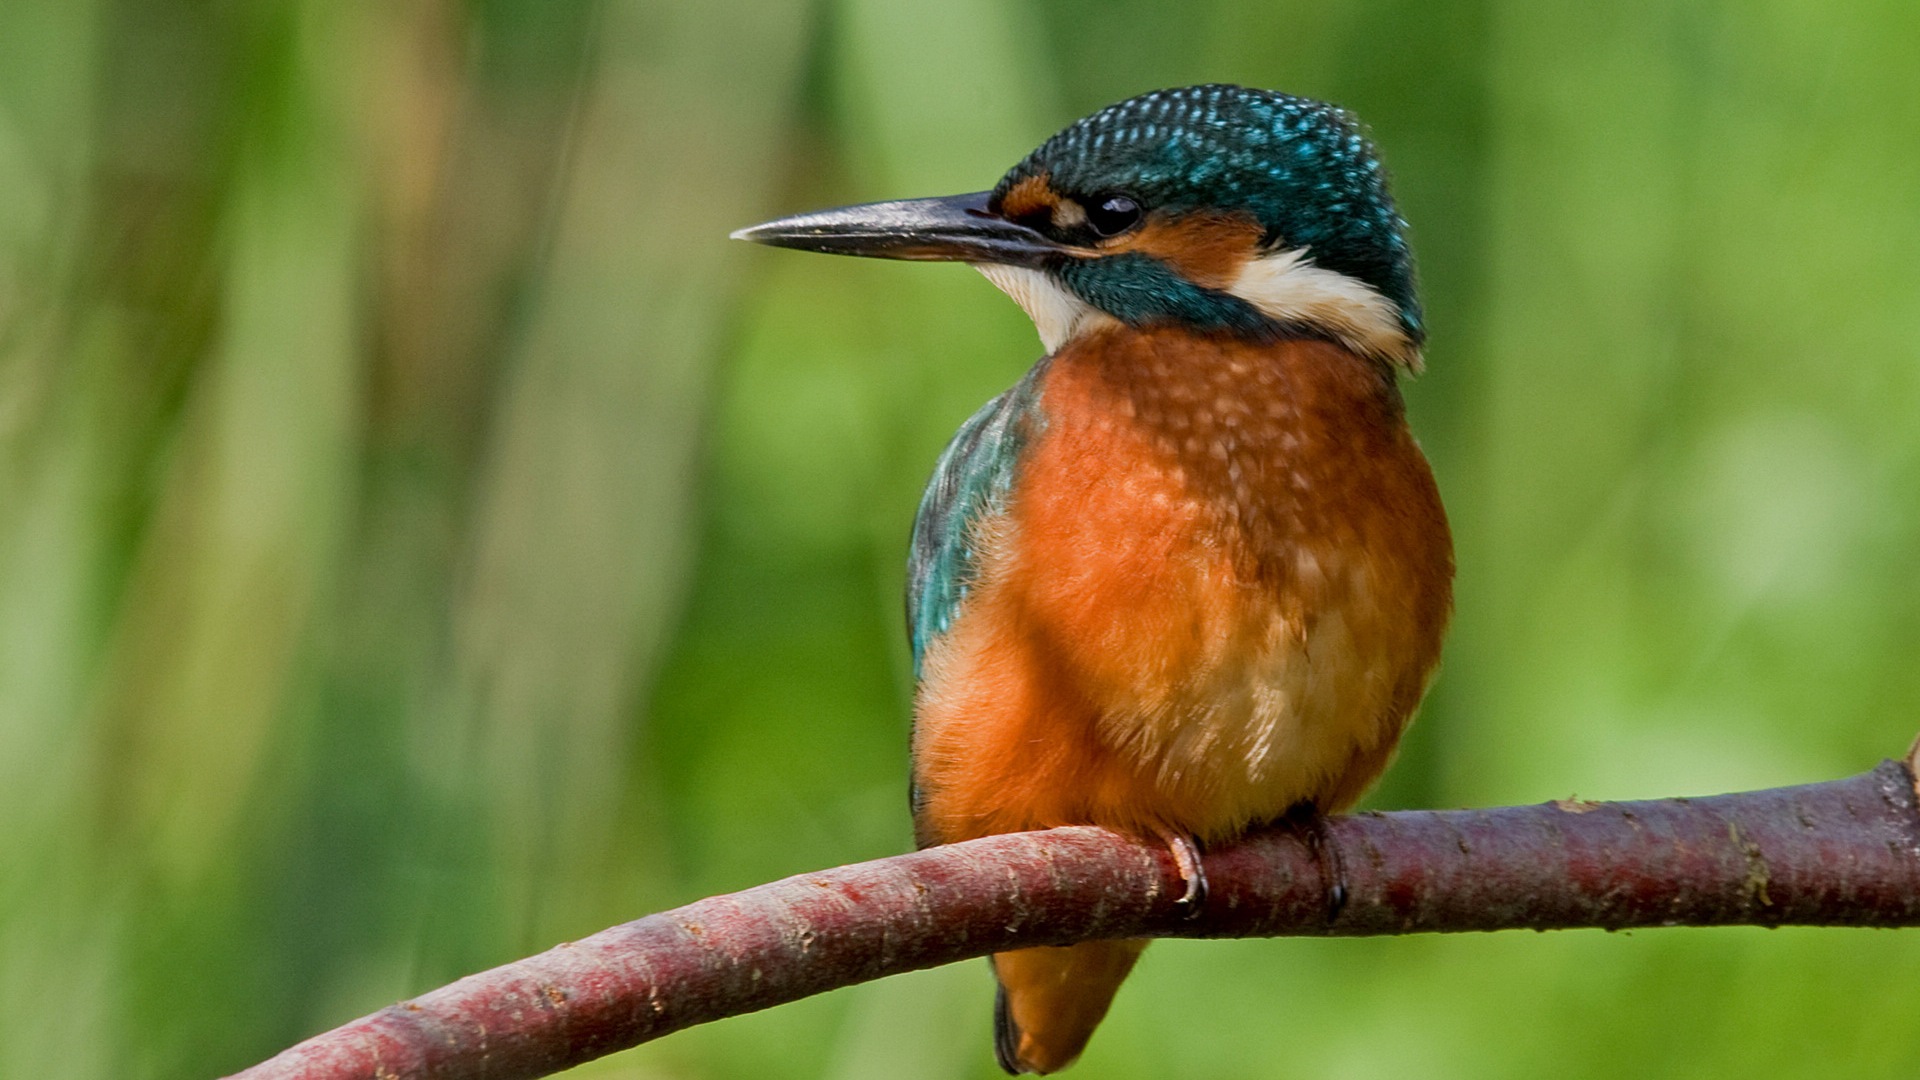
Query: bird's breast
[[912, 327, 1451, 843]]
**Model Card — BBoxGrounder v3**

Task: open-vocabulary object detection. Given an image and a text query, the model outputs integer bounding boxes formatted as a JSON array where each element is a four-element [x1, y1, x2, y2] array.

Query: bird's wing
[[905, 360, 1048, 841], [906, 360, 1050, 680]]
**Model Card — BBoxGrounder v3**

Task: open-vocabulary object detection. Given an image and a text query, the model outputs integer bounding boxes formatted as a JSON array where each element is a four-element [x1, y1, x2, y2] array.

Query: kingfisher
[[734, 84, 1452, 1074]]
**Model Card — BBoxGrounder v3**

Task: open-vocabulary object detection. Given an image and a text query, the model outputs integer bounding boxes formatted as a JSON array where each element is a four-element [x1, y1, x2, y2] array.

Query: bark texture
[[230, 755, 1920, 1080]]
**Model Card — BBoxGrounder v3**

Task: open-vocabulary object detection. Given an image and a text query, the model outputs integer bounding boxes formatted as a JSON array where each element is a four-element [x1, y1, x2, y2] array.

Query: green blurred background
[[4, 0, 1919, 1077]]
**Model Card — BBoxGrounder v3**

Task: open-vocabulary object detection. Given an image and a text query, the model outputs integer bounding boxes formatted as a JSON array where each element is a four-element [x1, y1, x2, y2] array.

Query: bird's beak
[[730, 191, 1058, 268]]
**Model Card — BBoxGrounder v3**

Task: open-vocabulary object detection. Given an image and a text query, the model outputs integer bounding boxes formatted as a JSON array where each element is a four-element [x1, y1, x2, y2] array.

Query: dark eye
[[1085, 193, 1142, 237]]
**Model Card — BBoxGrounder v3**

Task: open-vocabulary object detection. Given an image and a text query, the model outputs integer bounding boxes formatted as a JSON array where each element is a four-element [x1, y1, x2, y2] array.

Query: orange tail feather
[[991, 940, 1148, 1074]]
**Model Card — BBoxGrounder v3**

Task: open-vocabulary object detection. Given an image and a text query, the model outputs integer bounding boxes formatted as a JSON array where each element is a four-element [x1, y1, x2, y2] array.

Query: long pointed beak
[[730, 191, 1059, 267]]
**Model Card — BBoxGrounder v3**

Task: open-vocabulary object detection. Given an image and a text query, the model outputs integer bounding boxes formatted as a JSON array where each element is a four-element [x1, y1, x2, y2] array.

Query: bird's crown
[[992, 85, 1416, 339]]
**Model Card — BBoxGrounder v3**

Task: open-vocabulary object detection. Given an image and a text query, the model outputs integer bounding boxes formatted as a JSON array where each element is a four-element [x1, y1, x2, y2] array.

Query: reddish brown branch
[[230, 755, 1920, 1080]]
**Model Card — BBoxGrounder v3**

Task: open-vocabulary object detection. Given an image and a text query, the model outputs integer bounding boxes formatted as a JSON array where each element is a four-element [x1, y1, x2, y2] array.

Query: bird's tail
[[991, 939, 1148, 1074]]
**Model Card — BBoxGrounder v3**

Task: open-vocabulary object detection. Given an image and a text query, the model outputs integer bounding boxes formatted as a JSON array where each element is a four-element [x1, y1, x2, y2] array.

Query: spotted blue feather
[[906, 361, 1049, 680], [992, 83, 1421, 340]]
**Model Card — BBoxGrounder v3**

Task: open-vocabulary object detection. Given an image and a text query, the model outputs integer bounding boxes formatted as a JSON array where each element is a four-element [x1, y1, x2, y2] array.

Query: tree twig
[[228, 751, 1920, 1080]]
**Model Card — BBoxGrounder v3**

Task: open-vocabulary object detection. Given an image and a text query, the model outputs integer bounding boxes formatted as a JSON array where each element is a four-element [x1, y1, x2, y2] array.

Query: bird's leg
[[1285, 804, 1350, 924], [1152, 827, 1208, 917]]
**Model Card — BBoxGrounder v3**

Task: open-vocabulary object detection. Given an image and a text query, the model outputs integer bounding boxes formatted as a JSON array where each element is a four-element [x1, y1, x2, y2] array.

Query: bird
[[732, 84, 1453, 1074]]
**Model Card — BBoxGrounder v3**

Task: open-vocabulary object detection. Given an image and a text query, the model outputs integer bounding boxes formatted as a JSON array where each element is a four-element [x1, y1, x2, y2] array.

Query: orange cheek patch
[[1108, 211, 1264, 289], [998, 174, 1060, 220]]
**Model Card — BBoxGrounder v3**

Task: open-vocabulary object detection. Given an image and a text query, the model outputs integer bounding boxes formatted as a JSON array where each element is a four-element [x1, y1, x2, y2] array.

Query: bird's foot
[[1285, 805, 1350, 924], [1153, 828, 1208, 918]]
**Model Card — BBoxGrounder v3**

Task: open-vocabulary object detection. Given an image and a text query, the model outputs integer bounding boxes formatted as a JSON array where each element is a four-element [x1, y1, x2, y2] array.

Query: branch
[[230, 752, 1920, 1080]]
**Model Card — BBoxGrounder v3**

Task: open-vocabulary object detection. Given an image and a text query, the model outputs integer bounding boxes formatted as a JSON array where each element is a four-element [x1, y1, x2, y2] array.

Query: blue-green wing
[[906, 360, 1049, 681]]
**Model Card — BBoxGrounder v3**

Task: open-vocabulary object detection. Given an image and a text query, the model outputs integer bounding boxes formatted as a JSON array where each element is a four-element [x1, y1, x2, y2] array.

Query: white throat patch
[[975, 251, 1420, 369], [973, 263, 1116, 354], [1226, 247, 1422, 370]]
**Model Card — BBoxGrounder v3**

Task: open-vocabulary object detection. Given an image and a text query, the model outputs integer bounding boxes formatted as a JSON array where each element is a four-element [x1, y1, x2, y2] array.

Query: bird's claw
[[1289, 807, 1350, 924], [1156, 829, 1209, 918]]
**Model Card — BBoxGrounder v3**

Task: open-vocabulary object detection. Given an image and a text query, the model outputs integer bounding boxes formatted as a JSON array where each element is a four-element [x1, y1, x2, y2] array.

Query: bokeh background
[[5, 0, 1920, 1077]]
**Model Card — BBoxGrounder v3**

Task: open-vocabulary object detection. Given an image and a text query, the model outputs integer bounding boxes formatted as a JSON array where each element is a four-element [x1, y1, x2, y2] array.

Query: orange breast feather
[[912, 326, 1451, 846]]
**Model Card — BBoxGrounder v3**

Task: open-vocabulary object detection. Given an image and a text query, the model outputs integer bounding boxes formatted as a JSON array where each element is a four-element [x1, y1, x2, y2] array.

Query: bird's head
[[734, 84, 1421, 369]]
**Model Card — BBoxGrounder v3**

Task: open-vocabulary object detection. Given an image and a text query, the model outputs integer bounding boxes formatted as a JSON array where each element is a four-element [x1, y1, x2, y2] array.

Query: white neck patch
[[973, 263, 1116, 354], [974, 250, 1421, 368], [1226, 247, 1422, 370]]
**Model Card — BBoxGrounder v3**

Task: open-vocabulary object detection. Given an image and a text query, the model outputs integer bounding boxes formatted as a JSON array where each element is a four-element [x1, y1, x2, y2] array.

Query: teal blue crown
[[992, 84, 1420, 341]]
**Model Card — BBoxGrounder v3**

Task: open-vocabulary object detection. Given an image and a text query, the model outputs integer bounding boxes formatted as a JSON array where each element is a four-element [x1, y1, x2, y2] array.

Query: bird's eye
[[1085, 193, 1142, 237]]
